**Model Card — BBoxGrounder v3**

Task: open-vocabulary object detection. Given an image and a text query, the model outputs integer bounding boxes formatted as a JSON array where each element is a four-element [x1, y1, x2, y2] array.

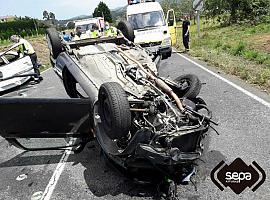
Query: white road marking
[[40, 139, 74, 200], [177, 53, 270, 109], [41, 115, 89, 200], [41, 67, 51, 74]]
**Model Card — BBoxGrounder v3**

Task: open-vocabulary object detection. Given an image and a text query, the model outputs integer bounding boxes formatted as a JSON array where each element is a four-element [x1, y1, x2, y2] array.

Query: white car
[[0, 50, 35, 92]]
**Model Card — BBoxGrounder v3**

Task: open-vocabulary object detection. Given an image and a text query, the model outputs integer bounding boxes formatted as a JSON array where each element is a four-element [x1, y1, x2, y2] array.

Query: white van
[[126, 1, 176, 59], [73, 17, 105, 39]]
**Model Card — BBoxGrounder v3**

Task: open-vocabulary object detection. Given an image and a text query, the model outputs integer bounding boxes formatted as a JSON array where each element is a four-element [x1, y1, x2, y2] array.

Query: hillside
[[57, 15, 92, 26]]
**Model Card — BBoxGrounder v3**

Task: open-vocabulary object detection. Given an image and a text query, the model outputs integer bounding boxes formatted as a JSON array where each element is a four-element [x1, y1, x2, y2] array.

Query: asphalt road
[[0, 53, 270, 200]]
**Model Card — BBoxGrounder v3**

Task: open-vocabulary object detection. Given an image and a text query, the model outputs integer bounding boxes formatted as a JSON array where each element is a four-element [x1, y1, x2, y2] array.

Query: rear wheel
[[173, 74, 201, 99], [117, 21, 135, 42], [98, 82, 131, 140], [46, 28, 63, 59]]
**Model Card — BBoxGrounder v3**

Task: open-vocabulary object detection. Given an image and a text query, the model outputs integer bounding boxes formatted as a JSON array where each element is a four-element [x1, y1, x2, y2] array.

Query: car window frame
[[0, 53, 30, 68]]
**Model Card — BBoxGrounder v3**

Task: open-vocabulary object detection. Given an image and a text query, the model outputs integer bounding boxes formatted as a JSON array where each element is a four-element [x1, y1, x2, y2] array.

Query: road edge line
[[177, 53, 270, 109], [41, 139, 74, 200], [41, 67, 51, 74]]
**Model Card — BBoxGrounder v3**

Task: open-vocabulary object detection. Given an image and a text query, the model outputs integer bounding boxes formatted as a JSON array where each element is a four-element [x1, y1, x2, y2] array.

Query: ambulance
[[127, 0, 176, 59], [73, 17, 105, 39]]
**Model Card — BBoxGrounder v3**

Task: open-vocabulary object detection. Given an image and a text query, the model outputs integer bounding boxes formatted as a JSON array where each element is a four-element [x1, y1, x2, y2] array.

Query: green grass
[[176, 19, 270, 93], [0, 39, 11, 46]]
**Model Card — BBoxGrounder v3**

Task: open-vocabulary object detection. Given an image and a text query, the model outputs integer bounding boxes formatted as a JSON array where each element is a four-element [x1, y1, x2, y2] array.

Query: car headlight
[[162, 37, 171, 46]]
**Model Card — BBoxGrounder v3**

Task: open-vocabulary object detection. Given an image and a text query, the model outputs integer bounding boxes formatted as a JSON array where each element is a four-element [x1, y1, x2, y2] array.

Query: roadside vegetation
[[176, 21, 270, 93], [0, 17, 50, 72], [0, 17, 47, 42], [171, 0, 270, 93]]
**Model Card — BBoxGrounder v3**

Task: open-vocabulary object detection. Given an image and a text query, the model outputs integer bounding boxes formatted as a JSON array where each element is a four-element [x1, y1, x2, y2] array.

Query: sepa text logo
[[211, 158, 266, 194]]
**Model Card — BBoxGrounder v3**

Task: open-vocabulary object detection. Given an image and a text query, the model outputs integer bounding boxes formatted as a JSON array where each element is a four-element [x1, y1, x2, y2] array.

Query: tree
[[161, 0, 193, 20], [43, 10, 49, 20], [49, 12, 56, 20], [205, 0, 270, 24], [93, 2, 113, 22]]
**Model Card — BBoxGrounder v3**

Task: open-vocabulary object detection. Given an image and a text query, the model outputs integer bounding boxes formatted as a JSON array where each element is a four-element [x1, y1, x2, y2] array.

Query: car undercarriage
[[0, 28, 218, 200]]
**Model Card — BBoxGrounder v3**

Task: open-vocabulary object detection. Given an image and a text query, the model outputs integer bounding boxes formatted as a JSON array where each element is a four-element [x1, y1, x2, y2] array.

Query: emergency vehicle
[[126, 0, 176, 59]]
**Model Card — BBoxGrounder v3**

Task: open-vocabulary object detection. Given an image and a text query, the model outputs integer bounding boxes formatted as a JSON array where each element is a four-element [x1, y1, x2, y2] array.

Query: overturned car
[[0, 26, 217, 199]]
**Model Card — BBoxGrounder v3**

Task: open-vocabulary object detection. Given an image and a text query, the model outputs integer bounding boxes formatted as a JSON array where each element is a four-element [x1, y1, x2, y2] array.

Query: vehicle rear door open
[[167, 9, 177, 46]]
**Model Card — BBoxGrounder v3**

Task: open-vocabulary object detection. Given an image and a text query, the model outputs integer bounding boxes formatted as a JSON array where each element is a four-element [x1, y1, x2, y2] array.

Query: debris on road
[[16, 173, 28, 181], [31, 191, 43, 200]]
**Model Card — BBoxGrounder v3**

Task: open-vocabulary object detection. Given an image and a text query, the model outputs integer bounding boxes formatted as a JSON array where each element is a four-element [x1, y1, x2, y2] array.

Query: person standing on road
[[10, 35, 43, 82], [182, 15, 190, 52]]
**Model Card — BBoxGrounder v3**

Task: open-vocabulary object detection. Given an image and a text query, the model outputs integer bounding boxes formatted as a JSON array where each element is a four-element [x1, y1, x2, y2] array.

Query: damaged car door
[[0, 98, 93, 151]]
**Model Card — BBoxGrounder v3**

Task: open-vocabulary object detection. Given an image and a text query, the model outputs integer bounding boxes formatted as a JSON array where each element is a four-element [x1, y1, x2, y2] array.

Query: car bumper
[[145, 45, 172, 55], [159, 46, 172, 55], [129, 125, 209, 167]]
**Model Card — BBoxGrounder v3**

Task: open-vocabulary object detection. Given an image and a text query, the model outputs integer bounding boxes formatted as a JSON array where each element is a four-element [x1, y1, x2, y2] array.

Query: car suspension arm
[[116, 47, 185, 112]]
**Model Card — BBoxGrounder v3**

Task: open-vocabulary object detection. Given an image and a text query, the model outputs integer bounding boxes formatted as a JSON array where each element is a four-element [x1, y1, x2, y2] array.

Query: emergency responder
[[105, 22, 117, 37], [73, 26, 82, 40], [90, 24, 99, 38], [10, 35, 42, 82], [63, 32, 71, 42]]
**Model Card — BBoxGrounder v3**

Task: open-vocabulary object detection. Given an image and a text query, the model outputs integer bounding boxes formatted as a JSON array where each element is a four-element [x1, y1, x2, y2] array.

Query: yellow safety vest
[[106, 28, 117, 37], [91, 31, 98, 38], [19, 39, 35, 55]]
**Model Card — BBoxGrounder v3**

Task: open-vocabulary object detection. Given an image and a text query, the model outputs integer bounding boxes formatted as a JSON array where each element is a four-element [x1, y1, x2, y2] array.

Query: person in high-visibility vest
[[105, 22, 117, 37], [90, 24, 99, 39], [10, 35, 42, 82]]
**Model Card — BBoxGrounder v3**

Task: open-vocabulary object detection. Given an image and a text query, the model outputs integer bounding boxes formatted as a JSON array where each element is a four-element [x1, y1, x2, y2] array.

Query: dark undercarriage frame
[[0, 35, 218, 200]]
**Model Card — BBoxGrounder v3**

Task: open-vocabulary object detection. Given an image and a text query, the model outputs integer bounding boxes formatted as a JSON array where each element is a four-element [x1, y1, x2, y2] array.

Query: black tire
[[174, 74, 201, 99], [162, 50, 172, 60], [62, 68, 79, 98], [117, 21, 135, 42], [46, 28, 63, 59], [98, 82, 131, 140]]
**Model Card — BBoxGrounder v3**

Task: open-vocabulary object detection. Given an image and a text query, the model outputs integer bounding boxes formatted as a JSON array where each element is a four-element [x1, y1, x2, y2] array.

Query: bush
[[231, 42, 246, 56], [243, 50, 258, 60], [222, 44, 232, 51], [215, 41, 223, 48], [205, 0, 270, 25], [0, 18, 46, 41]]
